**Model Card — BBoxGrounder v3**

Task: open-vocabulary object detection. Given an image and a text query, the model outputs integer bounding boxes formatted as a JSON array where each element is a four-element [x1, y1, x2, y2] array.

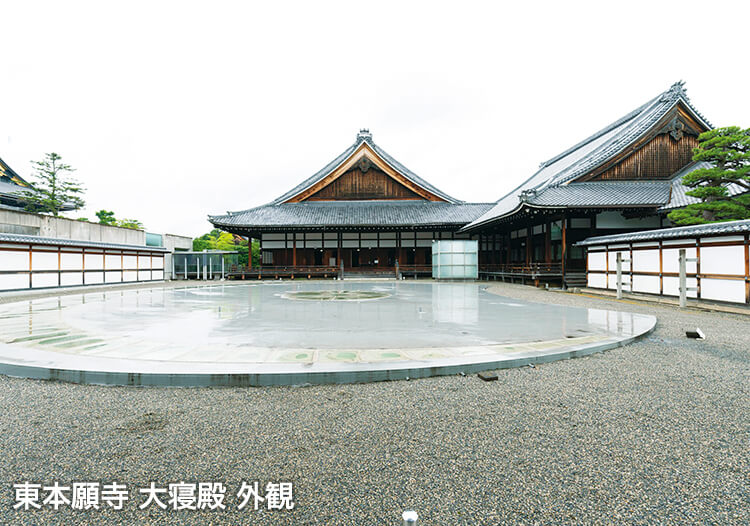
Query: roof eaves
[[459, 202, 528, 232], [577, 218, 750, 246]]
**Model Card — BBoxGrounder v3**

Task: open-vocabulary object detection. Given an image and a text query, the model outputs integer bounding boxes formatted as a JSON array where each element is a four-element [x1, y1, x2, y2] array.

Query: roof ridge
[[663, 80, 712, 128], [537, 93, 662, 170], [546, 81, 714, 188], [577, 218, 750, 246]]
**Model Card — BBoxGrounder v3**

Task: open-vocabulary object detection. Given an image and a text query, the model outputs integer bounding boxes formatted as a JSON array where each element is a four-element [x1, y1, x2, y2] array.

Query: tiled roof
[[269, 130, 460, 205], [210, 201, 493, 230], [0, 202, 26, 211], [0, 233, 168, 251], [0, 156, 30, 187], [577, 219, 750, 246], [659, 161, 748, 211], [463, 82, 712, 231], [0, 179, 29, 198], [524, 181, 671, 207]]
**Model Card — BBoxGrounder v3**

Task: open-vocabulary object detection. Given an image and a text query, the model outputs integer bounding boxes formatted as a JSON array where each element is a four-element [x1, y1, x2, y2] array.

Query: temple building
[[209, 130, 492, 273], [0, 156, 32, 210], [461, 81, 732, 286], [211, 82, 745, 283]]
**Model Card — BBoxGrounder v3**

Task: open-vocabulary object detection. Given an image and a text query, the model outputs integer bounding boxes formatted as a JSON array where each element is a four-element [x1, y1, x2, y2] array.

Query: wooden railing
[[397, 265, 432, 277], [479, 263, 563, 277], [227, 265, 340, 279]]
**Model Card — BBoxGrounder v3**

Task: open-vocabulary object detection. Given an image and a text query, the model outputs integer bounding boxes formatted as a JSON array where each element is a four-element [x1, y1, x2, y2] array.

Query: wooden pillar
[[506, 234, 511, 265], [696, 238, 701, 299], [292, 232, 297, 267], [744, 234, 749, 304], [28, 244, 33, 289], [526, 228, 532, 266], [561, 216, 567, 286], [605, 244, 609, 289], [337, 232, 342, 268], [659, 240, 663, 295], [544, 221, 551, 264]]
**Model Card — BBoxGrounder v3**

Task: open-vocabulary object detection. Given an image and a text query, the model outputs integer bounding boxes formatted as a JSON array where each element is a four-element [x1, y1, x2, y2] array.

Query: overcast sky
[[1, 1, 748, 237]]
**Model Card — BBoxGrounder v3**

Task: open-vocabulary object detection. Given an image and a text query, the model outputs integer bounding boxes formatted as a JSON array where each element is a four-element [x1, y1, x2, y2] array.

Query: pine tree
[[14, 152, 85, 216], [668, 126, 750, 225]]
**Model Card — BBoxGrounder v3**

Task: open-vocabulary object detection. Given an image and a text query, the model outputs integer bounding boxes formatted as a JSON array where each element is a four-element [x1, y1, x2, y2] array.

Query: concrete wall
[[163, 233, 193, 279], [0, 210, 195, 281], [0, 209, 145, 244]]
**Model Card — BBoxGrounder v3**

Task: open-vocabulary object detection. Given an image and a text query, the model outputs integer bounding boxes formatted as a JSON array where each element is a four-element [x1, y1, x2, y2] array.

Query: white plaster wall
[[588, 273, 606, 288], [86, 272, 104, 284], [84, 253, 104, 270], [663, 276, 698, 298], [61, 253, 83, 270], [0, 251, 29, 271], [31, 251, 58, 271], [123, 255, 138, 269], [632, 275, 660, 294], [662, 247, 697, 274], [595, 211, 661, 229], [61, 272, 84, 286], [32, 273, 58, 288], [261, 241, 285, 249], [587, 252, 606, 271], [632, 249, 659, 273], [105, 271, 123, 283], [701, 278, 745, 303], [607, 250, 631, 272], [0, 273, 28, 289], [105, 254, 123, 270], [701, 246, 744, 276]]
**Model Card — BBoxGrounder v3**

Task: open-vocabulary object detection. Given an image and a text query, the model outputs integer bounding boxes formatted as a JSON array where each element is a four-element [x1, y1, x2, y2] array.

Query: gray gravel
[[0, 282, 748, 525]]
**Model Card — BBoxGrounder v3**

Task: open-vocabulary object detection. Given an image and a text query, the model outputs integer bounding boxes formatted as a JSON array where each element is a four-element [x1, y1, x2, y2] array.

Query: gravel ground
[[0, 282, 748, 525]]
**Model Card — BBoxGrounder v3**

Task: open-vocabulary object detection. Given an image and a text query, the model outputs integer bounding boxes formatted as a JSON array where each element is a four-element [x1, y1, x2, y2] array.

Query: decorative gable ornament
[[357, 157, 372, 173], [668, 118, 686, 141]]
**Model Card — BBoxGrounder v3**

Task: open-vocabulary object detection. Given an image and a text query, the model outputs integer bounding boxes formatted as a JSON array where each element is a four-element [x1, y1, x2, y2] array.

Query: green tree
[[669, 126, 750, 225], [96, 210, 117, 225], [14, 152, 85, 216], [93, 210, 143, 230], [116, 218, 144, 230], [192, 229, 258, 266]]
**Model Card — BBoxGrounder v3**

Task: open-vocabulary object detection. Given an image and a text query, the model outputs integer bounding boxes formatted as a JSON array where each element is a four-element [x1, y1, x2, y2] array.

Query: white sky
[[1, 1, 749, 237]]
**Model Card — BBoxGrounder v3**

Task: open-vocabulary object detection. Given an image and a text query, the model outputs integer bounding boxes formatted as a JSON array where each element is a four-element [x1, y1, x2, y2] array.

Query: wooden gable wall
[[285, 142, 447, 203], [588, 134, 699, 181], [576, 103, 709, 182], [306, 166, 424, 201]]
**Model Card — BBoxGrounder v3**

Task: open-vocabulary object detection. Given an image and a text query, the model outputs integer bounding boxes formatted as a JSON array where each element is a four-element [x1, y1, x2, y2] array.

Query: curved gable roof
[[463, 81, 712, 231], [269, 130, 460, 205]]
